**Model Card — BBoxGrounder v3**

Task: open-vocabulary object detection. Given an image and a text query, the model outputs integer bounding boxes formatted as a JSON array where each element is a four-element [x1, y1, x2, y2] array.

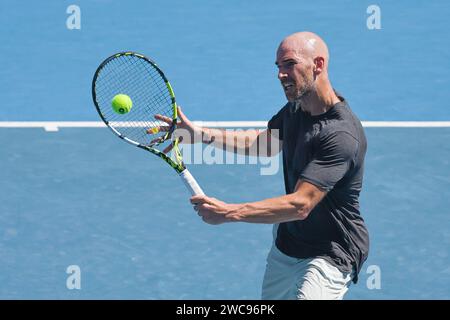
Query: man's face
[[276, 47, 314, 103]]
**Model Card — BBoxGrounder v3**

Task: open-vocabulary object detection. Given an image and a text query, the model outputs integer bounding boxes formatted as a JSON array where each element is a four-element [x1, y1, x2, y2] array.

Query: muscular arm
[[151, 107, 282, 157], [200, 127, 282, 157], [192, 180, 327, 225]]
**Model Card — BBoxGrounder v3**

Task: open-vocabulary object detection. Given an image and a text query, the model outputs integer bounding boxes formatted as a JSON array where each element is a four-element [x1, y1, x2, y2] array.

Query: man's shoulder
[[274, 102, 291, 117], [319, 105, 364, 142], [268, 102, 291, 129], [320, 119, 357, 137]]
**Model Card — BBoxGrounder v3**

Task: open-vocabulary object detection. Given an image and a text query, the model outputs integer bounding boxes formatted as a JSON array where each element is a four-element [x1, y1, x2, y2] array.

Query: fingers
[[194, 203, 213, 212], [191, 197, 223, 225], [200, 203, 214, 211], [154, 114, 181, 127], [160, 136, 183, 154], [146, 126, 170, 134], [177, 106, 188, 123], [196, 207, 221, 225], [154, 114, 173, 124], [147, 112, 182, 135], [190, 195, 209, 205], [162, 144, 173, 154], [146, 115, 172, 134], [149, 136, 162, 144]]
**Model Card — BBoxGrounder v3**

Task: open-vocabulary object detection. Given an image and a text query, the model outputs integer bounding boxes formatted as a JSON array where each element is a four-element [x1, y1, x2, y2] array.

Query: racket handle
[[179, 169, 205, 196]]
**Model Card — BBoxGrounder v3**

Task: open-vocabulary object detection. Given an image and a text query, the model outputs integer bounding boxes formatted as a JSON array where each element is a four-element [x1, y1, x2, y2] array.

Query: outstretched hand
[[147, 106, 201, 153]]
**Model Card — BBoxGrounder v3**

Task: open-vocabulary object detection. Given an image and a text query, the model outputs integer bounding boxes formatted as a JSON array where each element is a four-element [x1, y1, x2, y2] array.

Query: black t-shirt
[[268, 94, 369, 283]]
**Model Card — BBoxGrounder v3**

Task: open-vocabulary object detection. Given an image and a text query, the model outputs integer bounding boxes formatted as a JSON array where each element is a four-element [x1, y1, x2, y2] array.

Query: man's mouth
[[282, 82, 295, 92]]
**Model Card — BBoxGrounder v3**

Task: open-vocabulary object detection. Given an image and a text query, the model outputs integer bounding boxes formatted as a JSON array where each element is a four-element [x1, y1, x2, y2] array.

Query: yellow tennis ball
[[111, 94, 132, 114]]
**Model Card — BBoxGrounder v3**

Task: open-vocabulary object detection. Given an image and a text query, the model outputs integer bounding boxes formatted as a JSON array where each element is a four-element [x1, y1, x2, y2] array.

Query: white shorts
[[261, 224, 353, 300]]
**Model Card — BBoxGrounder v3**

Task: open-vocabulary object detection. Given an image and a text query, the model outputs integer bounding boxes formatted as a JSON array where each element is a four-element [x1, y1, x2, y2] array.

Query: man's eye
[[285, 61, 296, 67]]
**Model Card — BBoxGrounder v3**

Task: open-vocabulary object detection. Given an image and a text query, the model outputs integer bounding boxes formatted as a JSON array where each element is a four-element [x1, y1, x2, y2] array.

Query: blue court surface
[[1, 1, 449, 299]]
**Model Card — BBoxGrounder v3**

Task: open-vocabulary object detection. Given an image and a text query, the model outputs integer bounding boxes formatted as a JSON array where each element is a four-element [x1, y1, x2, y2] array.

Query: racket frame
[[92, 52, 204, 195]]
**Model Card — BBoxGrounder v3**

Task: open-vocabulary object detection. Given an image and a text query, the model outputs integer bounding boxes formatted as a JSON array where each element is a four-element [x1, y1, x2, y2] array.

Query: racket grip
[[179, 169, 205, 196]]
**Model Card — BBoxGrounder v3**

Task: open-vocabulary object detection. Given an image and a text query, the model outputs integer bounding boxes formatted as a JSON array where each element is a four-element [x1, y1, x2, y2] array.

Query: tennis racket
[[92, 51, 204, 196]]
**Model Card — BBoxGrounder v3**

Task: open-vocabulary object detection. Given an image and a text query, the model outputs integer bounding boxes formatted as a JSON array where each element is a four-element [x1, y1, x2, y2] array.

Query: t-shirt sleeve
[[300, 130, 358, 191], [267, 105, 287, 141]]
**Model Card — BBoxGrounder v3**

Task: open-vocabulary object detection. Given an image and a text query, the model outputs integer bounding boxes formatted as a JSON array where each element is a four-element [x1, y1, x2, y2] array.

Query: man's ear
[[313, 56, 325, 74]]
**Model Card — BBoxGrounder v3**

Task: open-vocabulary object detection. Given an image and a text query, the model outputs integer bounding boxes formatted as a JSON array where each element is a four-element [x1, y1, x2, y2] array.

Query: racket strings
[[99, 57, 171, 125], [94, 54, 175, 146]]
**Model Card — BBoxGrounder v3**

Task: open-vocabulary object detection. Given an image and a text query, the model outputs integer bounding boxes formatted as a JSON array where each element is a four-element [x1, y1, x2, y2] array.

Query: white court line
[[0, 121, 450, 132], [362, 121, 450, 127]]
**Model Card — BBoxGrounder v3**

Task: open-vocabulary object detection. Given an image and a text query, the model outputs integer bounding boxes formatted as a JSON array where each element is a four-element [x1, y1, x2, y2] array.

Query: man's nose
[[278, 70, 287, 81]]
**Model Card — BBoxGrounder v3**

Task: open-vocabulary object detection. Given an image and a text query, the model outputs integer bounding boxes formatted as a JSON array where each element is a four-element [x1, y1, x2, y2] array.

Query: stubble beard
[[292, 78, 315, 112]]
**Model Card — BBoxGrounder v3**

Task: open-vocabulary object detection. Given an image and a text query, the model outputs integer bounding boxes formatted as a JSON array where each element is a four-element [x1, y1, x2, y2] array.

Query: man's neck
[[298, 83, 340, 116]]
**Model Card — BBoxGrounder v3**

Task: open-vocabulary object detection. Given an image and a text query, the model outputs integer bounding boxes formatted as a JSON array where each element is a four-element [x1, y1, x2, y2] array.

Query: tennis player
[[158, 31, 369, 300]]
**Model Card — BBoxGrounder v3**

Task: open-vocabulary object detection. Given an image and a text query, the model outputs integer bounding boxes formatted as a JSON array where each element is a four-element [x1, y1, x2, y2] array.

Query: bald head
[[276, 32, 337, 108], [277, 31, 329, 68]]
